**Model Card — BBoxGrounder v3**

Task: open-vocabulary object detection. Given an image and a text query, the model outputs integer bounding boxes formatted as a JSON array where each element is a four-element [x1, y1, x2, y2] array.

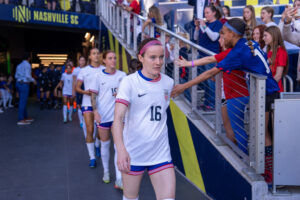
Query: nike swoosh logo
[[138, 93, 146, 97]]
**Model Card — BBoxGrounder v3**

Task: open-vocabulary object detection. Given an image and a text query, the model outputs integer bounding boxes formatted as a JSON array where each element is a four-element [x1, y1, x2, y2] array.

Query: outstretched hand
[[171, 84, 186, 98], [175, 58, 190, 67]]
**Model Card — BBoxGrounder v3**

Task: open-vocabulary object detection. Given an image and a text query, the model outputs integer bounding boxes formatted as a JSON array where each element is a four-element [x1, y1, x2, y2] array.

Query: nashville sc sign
[[0, 4, 99, 30]]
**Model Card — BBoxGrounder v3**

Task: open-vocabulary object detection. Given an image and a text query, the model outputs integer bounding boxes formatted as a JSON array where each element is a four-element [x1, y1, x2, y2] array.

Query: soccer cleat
[[89, 159, 97, 168], [17, 120, 31, 125], [114, 179, 123, 190], [68, 116, 72, 122], [95, 147, 100, 158], [0, 108, 3, 113], [63, 119, 67, 124], [102, 172, 110, 183]]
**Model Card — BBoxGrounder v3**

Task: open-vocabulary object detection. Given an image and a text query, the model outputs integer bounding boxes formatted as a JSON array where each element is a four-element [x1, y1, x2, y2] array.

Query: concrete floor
[[0, 100, 208, 200]]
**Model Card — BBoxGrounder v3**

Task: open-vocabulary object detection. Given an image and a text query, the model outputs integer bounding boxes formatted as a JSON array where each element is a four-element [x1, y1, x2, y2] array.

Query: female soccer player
[[76, 48, 102, 168], [113, 38, 175, 200], [90, 50, 126, 188], [172, 18, 280, 185], [56, 64, 74, 123], [72, 56, 86, 128]]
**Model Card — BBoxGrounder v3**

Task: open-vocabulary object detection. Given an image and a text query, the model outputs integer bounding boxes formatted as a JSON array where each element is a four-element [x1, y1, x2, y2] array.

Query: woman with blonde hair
[[142, 5, 163, 38], [243, 5, 257, 31]]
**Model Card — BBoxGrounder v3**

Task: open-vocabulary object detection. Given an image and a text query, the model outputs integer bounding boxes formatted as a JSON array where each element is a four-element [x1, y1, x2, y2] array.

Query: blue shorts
[[63, 94, 73, 98], [128, 161, 174, 176], [81, 106, 93, 114], [96, 121, 113, 129], [76, 93, 83, 106]]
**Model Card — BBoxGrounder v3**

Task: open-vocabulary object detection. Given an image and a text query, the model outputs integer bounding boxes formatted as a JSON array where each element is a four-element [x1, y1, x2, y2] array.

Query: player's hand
[[117, 148, 131, 173], [85, 91, 92, 96], [94, 111, 101, 123], [171, 84, 187, 98], [175, 58, 189, 67]]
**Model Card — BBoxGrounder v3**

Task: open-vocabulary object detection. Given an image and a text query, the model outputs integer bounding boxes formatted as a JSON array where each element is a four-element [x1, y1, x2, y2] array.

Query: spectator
[[243, 5, 257, 31], [15, 52, 36, 125], [122, 0, 140, 15], [80, 0, 92, 13], [48, 0, 57, 10], [0, 0, 9, 4], [279, 6, 300, 84], [128, 58, 139, 74], [221, 5, 230, 24], [141, 5, 163, 38], [194, 5, 222, 54], [261, 6, 277, 27], [264, 26, 289, 93], [252, 24, 267, 50], [194, 5, 222, 109]]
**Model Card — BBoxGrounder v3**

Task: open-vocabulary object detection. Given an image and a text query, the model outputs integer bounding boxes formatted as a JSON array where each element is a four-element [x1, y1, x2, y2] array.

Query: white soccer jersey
[[77, 65, 103, 107], [61, 73, 73, 96], [90, 69, 126, 123], [72, 66, 81, 78], [116, 71, 174, 166]]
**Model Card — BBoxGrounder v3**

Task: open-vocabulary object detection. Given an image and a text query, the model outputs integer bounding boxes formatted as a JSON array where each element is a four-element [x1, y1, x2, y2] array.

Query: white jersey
[[90, 69, 126, 123], [116, 71, 174, 166], [72, 66, 81, 78], [61, 73, 73, 96], [77, 65, 103, 107]]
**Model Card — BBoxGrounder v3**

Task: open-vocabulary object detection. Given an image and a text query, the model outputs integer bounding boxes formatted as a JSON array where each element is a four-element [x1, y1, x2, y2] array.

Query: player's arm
[[76, 80, 90, 95], [112, 102, 130, 173], [72, 75, 77, 96], [91, 93, 101, 123], [171, 67, 221, 98], [175, 56, 217, 68]]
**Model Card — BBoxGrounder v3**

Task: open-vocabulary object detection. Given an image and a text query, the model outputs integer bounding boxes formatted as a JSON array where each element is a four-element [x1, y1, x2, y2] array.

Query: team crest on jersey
[[164, 89, 169, 101]]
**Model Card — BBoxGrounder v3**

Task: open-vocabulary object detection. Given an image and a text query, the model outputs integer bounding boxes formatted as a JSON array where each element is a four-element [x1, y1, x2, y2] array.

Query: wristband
[[191, 60, 195, 68]]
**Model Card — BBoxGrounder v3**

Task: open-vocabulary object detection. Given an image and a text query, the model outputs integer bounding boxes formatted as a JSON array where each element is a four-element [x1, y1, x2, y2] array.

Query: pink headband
[[139, 40, 162, 55]]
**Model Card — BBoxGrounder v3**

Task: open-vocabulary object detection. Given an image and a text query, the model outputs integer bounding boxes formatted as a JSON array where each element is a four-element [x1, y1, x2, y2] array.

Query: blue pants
[[16, 82, 29, 121], [227, 96, 249, 154]]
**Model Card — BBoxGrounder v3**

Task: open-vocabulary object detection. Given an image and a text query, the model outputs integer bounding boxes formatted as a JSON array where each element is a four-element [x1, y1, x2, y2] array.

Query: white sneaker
[[114, 179, 123, 190], [102, 172, 110, 183], [17, 120, 31, 125]]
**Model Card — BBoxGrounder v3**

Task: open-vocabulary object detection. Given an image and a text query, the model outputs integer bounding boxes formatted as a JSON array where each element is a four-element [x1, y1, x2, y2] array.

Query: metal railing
[[98, 0, 266, 174]]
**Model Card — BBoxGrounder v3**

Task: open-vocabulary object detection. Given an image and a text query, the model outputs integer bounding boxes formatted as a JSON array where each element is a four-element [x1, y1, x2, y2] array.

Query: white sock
[[68, 106, 73, 119], [114, 145, 122, 181], [86, 142, 96, 160], [101, 140, 111, 173], [95, 137, 100, 148], [63, 105, 68, 120], [123, 196, 138, 200], [82, 119, 87, 138], [93, 122, 97, 139], [78, 109, 83, 124]]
